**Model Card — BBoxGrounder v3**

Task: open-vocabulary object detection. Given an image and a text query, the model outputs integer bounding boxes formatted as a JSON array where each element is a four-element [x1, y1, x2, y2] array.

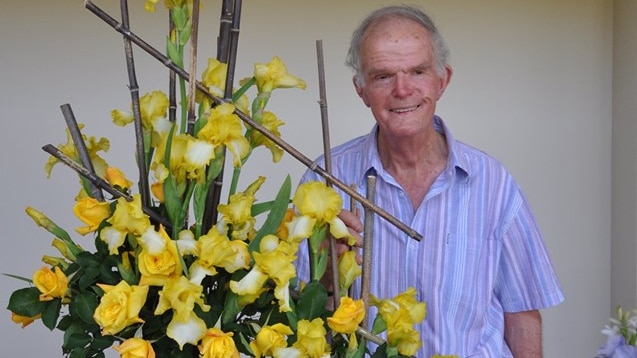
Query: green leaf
[[371, 314, 387, 335], [90, 335, 116, 351], [70, 291, 99, 325], [179, 20, 192, 45], [249, 175, 291, 253], [346, 336, 367, 358], [221, 290, 242, 326], [41, 298, 62, 330], [7, 287, 46, 317], [2, 273, 32, 283], [171, 6, 187, 29], [296, 280, 328, 321], [163, 175, 185, 232], [233, 77, 256, 103], [166, 37, 183, 68]]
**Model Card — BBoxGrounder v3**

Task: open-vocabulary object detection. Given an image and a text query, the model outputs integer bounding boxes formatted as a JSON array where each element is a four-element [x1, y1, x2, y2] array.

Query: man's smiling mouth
[[391, 105, 420, 113]]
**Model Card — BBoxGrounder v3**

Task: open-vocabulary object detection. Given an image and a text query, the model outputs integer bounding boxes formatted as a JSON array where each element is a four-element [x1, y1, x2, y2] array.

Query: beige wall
[[0, 1, 622, 356]]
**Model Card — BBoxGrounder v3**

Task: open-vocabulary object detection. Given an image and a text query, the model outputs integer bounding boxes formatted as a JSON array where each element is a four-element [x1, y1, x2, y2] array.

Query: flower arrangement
[[596, 306, 637, 358], [4, 1, 447, 358]]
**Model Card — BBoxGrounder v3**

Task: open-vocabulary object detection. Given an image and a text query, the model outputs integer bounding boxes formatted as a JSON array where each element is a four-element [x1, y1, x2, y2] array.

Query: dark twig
[[120, 0, 151, 208], [60, 104, 104, 201], [42, 144, 171, 229], [83, 0, 423, 242], [316, 40, 341, 310]]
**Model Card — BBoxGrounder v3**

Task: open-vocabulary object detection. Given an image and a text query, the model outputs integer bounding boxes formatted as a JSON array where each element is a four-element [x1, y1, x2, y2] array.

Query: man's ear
[[353, 76, 371, 107], [437, 65, 453, 100]]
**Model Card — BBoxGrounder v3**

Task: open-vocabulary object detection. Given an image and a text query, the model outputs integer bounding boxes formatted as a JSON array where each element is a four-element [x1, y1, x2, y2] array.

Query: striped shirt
[[296, 116, 564, 357]]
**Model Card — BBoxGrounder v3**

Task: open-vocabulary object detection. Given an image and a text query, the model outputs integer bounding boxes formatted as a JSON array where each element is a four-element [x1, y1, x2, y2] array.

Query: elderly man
[[296, 5, 564, 357]]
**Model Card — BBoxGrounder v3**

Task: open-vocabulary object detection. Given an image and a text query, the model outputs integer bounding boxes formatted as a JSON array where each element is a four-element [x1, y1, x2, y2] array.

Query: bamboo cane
[[83, 0, 423, 242], [60, 104, 104, 202], [202, 0, 243, 233], [361, 174, 376, 329], [315, 40, 342, 311], [119, 0, 151, 209]]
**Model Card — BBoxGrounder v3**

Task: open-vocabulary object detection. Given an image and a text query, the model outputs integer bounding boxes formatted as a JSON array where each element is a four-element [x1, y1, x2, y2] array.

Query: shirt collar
[[358, 116, 470, 184]]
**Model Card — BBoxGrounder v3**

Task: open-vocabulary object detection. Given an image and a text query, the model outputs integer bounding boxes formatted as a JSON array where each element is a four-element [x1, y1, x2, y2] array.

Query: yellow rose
[[73, 197, 111, 235], [93, 281, 149, 335], [105, 167, 133, 190], [293, 318, 329, 358], [32, 266, 68, 301], [114, 338, 156, 358], [327, 297, 365, 334], [250, 323, 293, 358], [11, 312, 41, 328], [199, 328, 240, 358]]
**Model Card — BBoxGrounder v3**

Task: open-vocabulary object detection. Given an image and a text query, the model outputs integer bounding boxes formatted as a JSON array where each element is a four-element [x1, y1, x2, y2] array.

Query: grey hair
[[346, 5, 450, 85]]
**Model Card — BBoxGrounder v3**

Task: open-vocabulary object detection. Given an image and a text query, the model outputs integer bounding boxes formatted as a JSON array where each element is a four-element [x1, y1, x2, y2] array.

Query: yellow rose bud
[[51, 238, 76, 261], [32, 266, 68, 301], [93, 281, 149, 335], [11, 312, 41, 328], [105, 167, 133, 190], [73, 197, 111, 235], [114, 338, 156, 358], [338, 250, 362, 292], [41, 255, 69, 270], [198, 328, 240, 358]]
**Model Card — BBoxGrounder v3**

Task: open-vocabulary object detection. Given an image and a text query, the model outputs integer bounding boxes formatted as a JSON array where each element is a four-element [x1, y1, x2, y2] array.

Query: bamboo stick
[[202, 0, 242, 233], [60, 104, 104, 202], [119, 0, 151, 208], [361, 174, 376, 329], [315, 40, 341, 311], [83, 0, 423, 242]]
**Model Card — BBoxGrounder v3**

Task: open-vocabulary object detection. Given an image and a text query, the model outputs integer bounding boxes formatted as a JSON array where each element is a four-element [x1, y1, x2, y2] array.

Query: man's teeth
[[392, 106, 418, 113]]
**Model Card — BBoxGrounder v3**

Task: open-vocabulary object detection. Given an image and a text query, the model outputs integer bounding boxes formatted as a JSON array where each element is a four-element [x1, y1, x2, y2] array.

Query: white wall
[[0, 1, 615, 356]]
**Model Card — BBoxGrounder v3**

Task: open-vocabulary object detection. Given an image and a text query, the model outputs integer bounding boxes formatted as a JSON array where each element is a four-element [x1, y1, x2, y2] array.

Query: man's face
[[355, 18, 451, 139]]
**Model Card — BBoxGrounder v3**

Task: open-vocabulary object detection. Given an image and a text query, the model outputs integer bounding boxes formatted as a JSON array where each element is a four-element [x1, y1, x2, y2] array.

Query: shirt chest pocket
[[440, 233, 498, 307]]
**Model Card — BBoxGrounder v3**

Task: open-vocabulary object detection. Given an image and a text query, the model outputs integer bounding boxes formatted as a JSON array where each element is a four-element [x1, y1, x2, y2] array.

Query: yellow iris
[[370, 287, 426, 356], [292, 181, 352, 243], [254, 56, 307, 93], [197, 103, 249, 167], [231, 235, 297, 312], [154, 276, 210, 322], [44, 125, 110, 180], [249, 111, 285, 163]]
